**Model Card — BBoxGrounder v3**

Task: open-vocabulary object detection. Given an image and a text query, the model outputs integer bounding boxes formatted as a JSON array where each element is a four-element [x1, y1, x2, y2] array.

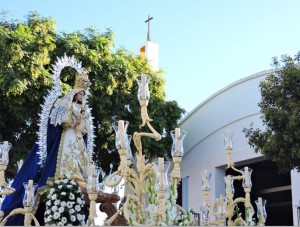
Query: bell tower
[[139, 15, 159, 72]]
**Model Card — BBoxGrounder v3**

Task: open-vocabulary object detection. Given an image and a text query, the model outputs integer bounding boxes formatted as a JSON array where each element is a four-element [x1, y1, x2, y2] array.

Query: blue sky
[[1, 1, 300, 113]]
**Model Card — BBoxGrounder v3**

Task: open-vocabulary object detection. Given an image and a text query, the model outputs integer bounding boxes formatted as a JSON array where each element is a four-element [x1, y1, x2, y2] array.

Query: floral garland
[[44, 178, 87, 226]]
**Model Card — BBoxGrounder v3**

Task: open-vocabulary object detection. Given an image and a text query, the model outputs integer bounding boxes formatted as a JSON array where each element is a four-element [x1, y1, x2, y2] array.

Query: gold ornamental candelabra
[[105, 74, 192, 226], [200, 131, 267, 226], [0, 142, 15, 197]]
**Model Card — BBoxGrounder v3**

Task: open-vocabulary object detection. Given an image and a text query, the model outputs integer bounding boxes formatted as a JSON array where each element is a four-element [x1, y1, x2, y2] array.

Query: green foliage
[[243, 54, 300, 172], [0, 11, 185, 176]]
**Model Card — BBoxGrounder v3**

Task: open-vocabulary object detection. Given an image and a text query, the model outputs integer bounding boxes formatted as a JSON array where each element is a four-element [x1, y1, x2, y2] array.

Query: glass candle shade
[[200, 204, 210, 226], [216, 195, 227, 221], [88, 167, 101, 193], [255, 198, 267, 222], [170, 128, 187, 157], [154, 159, 171, 191], [111, 175, 121, 194], [224, 175, 235, 196], [112, 120, 129, 149], [242, 167, 253, 189], [23, 182, 38, 207], [0, 141, 12, 165], [223, 130, 233, 149], [201, 170, 212, 191], [136, 74, 151, 101]]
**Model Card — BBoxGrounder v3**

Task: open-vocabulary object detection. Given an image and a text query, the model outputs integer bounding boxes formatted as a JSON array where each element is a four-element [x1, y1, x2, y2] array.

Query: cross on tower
[[145, 15, 153, 41]]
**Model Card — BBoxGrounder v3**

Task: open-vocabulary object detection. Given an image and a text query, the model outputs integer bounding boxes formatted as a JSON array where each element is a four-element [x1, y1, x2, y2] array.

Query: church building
[[179, 69, 300, 226]]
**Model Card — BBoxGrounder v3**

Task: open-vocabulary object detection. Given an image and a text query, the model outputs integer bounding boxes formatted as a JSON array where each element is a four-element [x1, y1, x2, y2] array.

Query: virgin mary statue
[[2, 68, 94, 225]]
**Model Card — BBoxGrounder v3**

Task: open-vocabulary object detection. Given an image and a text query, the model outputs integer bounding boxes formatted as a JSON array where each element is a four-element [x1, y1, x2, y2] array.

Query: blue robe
[[1, 121, 63, 225]]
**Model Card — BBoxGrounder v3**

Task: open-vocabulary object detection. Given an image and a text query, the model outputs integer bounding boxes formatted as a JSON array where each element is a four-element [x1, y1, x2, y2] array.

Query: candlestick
[[141, 74, 146, 99], [26, 180, 33, 207], [175, 128, 180, 156], [91, 163, 96, 191], [118, 120, 125, 148], [158, 157, 164, 190]]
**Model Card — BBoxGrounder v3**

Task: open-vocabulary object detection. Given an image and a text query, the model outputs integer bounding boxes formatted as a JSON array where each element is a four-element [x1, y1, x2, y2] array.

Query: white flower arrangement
[[44, 178, 87, 226]]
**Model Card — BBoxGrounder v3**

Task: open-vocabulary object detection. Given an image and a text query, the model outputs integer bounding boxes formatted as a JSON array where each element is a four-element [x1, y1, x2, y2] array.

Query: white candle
[[258, 197, 262, 210], [175, 128, 180, 156], [141, 74, 146, 99], [2, 141, 8, 164], [158, 158, 164, 190], [244, 167, 249, 179], [18, 159, 23, 172], [90, 163, 96, 191], [203, 169, 208, 188], [118, 120, 125, 148], [27, 180, 33, 207], [203, 169, 208, 178], [244, 167, 249, 187]]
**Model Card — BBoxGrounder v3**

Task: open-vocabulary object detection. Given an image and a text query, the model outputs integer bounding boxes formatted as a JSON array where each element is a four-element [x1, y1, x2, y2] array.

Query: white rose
[[51, 194, 57, 200], [75, 205, 81, 212], [55, 180, 62, 184], [46, 200, 51, 207], [63, 179, 68, 184], [57, 222, 63, 226], [58, 207, 64, 213], [61, 192, 66, 196], [76, 197, 82, 204], [69, 193, 75, 200], [58, 185, 62, 189], [49, 188, 55, 195], [54, 200, 60, 206], [69, 208, 75, 214], [77, 213, 82, 221], [45, 209, 51, 215], [53, 212, 60, 220], [70, 215, 76, 222], [71, 181, 77, 185], [67, 185, 72, 188], [67, 201, 73, 208], [61, 217, 67, 224], [51, 206, 58, 212], [61, 201, 67, 207]]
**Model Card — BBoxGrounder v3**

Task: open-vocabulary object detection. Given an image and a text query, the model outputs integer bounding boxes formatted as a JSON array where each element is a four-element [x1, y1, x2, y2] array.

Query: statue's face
[[75, 91, 85, 102]]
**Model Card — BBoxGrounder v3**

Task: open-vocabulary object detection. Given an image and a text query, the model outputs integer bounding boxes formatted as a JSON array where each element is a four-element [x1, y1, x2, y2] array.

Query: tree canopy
[[0, 12, 185, 177], [244, 54, 300, 173]]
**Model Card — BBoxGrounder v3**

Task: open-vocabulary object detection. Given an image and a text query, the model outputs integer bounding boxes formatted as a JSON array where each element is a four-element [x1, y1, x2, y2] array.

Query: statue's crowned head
[[75, 72, 90, 90]]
